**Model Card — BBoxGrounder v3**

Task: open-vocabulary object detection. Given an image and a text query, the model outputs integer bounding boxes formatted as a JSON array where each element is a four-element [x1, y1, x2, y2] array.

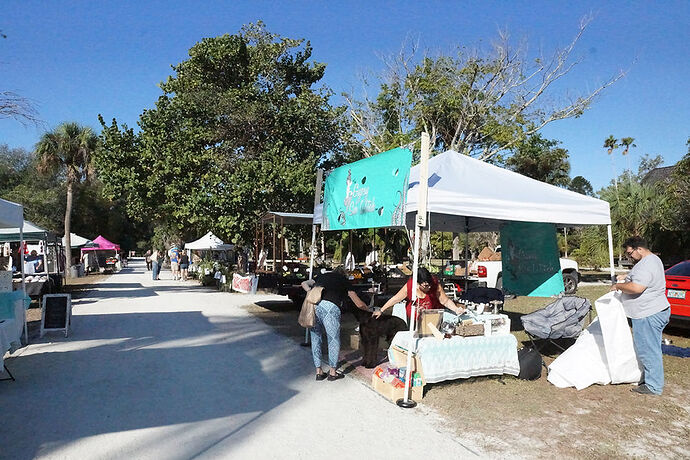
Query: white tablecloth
[[389, 330, 520, 383]]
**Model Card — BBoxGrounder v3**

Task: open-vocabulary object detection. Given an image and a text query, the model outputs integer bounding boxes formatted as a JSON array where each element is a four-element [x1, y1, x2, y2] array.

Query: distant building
[[641, 165, 677, 186]]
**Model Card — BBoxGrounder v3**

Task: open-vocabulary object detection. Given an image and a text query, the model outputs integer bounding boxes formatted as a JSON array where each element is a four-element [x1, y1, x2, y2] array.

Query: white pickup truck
[[467, 253, 580, 295]]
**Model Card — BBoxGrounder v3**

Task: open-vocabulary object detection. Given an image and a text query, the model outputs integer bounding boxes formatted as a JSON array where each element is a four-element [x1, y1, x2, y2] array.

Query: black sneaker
[[631, 384, 660, 396]]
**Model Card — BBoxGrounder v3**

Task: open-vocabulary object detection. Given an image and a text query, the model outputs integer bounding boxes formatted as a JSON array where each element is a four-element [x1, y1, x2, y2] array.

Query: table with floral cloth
[[389, 328, 520, 383]]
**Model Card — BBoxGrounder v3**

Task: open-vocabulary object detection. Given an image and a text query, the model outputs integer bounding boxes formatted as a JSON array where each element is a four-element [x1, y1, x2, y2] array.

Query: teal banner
[[322, 147, 412, 230], [500, 222, 565, 297]]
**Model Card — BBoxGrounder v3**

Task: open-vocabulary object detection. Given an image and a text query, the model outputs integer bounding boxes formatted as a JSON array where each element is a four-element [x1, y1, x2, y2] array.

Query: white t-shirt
[[620, 253, 670, 319]]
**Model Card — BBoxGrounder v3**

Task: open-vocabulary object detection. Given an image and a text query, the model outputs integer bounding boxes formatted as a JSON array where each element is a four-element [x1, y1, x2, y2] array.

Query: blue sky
[[1, 1, 688, 190]]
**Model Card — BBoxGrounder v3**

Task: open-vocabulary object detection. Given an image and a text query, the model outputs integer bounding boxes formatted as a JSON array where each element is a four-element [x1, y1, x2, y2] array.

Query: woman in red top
[[373, 267, 465, 322]]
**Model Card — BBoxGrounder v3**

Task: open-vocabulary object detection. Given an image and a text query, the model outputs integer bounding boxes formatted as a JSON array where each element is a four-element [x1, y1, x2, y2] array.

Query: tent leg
[[607, 224, 615, 284]]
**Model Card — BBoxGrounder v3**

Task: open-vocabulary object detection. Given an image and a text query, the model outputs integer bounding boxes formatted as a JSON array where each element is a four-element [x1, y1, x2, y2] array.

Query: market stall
[[63, 233, 93, 277], [313, 145, 613, 404], [0, 220, 65, 297], [80, 235, 121, 273], [0, 198, 30, 378], [253, 213, 314, 296], [184, 232, 235, 285]]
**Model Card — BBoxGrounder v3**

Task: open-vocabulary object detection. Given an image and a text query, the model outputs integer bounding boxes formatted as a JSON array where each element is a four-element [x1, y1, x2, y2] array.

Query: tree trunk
[[64, 181, 73, 278]]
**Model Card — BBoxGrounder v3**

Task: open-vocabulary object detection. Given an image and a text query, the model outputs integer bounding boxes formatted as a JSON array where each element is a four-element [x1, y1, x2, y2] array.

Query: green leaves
[[97, 23, 346, 245]]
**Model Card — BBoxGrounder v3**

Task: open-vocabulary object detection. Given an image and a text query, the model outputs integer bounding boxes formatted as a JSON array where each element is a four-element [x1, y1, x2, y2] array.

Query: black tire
[[563, 272, 578, 295]]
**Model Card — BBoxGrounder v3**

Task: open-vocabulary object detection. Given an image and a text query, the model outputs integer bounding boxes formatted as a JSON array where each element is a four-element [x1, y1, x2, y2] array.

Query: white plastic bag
[[595, 291, 642, 384]]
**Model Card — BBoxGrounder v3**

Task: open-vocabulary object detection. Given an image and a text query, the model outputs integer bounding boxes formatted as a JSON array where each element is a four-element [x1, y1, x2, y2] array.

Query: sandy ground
[[0, 260, 481, 460]]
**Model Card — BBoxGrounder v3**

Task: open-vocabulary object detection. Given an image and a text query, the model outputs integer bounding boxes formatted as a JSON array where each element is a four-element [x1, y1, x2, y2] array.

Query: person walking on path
[[169, 245, 181, 280], [145, 249, 152, 271], [179, 251, 189, 281], [611, 236, 670, 395], [150, 249, 160, 280], [301, 267, 368, 381]]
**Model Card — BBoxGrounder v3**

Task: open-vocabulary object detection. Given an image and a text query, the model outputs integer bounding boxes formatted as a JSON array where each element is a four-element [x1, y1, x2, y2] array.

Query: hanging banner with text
[[322, 147, 412, 230], [500, 222, 565, 297]]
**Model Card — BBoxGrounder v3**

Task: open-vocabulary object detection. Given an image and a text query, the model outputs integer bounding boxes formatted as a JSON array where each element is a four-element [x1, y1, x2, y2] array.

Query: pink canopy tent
[[80, 235, 120, 252]]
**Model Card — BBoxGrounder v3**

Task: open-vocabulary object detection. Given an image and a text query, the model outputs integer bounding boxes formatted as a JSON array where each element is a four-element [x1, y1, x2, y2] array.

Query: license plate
[[667, 289, 686, 299]]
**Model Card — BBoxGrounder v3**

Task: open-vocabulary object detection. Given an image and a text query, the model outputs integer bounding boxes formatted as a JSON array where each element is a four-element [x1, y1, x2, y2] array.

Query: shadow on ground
[[0, 310, 305, 460]]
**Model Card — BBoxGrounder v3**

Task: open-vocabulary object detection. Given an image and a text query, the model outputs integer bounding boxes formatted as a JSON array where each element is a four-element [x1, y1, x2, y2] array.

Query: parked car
[[665, 260, 690, 323]]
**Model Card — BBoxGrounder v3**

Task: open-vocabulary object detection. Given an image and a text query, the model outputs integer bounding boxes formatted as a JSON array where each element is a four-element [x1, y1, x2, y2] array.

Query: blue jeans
[[310, 300, 341, 369], [152, 261, 159, 280], [631, 307, 670, 394]]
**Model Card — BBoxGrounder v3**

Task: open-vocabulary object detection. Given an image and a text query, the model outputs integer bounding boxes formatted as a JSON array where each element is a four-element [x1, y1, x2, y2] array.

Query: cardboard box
[[388, 345, 425, 384], [418, 309, 444, 337], [371, 374, 423, 402]]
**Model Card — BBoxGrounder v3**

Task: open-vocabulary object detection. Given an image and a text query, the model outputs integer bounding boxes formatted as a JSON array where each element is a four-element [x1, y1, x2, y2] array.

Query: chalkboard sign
[[41, 294, 71, 337]]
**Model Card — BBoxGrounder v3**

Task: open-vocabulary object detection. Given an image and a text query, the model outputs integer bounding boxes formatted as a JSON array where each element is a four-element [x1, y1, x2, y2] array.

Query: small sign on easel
[[40, 294, 71, 338]]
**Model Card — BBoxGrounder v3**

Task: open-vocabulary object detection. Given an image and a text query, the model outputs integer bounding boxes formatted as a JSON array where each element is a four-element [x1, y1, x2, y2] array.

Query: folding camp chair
[[520, 296, 592, 354]]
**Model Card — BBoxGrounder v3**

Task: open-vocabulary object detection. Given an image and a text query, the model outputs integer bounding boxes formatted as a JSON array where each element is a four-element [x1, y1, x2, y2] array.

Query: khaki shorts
[[171, 262, 180, 271]]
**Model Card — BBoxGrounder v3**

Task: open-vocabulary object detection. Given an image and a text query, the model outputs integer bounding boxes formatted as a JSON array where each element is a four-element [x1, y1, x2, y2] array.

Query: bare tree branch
[[0, 90, 40, 126]]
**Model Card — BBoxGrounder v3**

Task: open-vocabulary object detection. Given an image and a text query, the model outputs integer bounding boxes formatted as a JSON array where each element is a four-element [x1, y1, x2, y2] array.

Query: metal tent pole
[[20, 225, 27, 344], [398, 132, 429, 409], [607, 224, 615, 284]]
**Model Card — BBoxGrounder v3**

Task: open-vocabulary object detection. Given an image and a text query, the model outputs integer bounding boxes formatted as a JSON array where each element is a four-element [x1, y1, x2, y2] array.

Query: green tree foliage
[[568, 176, 594, 196], [505, 134, 571, 186], [97, 23, 346, 245], [0, 143, 143, 254], [570, 226, 609, 269], [346, 17, 622, 160], [664, 139, 690, 230]]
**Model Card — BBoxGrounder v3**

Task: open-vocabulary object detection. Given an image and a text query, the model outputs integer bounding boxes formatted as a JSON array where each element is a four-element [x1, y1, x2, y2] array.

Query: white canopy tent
[[62, 233, 93, 248], [313, 150, 611, 230], [0, 198, 23, 229], [312, 150, 615, 278], [185, 232, 234, 251], [404, 150, 611, 232]]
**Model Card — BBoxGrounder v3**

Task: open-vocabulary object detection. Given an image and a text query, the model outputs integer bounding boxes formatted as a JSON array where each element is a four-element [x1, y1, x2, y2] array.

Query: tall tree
[[346, 16, 623, 159], [567, 176, 594, 196], [620, 137, 636, 156], [98, 23, 346, 245], [36, 122, 98, 276], [505, 134, 570, 186]]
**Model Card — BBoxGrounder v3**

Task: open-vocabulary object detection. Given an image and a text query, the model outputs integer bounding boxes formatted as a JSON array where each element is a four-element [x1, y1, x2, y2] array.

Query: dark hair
[[416, 267, 433, 285], [622, 236, 649, 250]]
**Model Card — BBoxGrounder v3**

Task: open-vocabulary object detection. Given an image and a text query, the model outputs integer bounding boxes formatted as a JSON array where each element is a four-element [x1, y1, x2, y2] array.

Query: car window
[[666, 261, 690, 276]]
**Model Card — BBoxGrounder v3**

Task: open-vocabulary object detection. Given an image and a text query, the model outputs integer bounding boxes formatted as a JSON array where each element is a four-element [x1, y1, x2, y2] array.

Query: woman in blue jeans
[[302, 267, 368, 381]]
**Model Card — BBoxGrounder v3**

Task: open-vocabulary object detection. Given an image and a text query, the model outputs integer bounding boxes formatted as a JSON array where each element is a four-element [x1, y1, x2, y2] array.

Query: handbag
[[298, 286, 323, 328]]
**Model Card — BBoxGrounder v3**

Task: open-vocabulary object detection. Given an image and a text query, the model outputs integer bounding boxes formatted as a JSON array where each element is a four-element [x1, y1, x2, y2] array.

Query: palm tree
[[604, 135, 619, 155], [36, 122, 98, 277], [619, 137, 636, 156], [619, 136, 637, 184]]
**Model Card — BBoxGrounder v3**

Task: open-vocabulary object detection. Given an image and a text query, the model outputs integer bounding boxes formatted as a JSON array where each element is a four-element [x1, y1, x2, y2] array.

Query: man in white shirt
[[611, 236, 670, 395]]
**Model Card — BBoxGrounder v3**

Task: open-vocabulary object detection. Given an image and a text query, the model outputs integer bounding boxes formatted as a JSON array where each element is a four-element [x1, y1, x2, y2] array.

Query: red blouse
[[404, 276, 443, 320]]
